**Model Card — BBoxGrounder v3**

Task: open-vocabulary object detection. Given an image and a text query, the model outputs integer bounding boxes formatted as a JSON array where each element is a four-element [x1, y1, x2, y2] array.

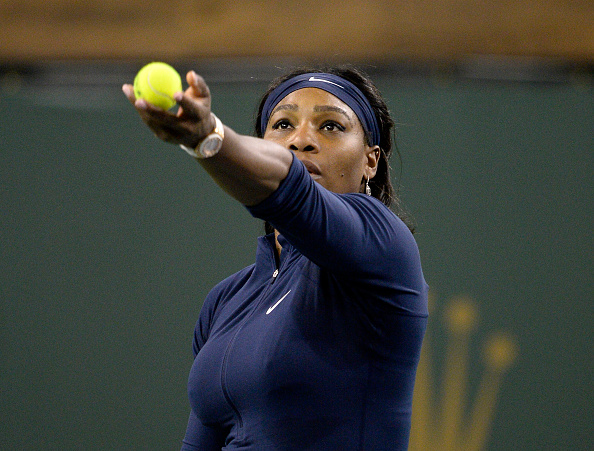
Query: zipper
[[219, 248, 287, 438]]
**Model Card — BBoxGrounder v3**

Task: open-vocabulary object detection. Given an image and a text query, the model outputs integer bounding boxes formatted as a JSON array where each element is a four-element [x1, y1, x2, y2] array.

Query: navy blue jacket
[[182, 155, 428, 450]]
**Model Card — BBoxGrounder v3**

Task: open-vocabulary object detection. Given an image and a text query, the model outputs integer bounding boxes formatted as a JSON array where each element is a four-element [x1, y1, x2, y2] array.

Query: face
[[263, 88, 379, 194]]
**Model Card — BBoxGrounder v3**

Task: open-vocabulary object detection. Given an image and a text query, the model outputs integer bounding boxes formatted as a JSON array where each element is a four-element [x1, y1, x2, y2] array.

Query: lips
[[300, 159, 322, 177]]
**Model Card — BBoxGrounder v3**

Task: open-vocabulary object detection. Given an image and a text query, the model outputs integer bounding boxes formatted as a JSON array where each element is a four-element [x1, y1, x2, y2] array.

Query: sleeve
[[247, 154, 427, 315], [181, 409, 225, 451], [192, 289, 219, 357]]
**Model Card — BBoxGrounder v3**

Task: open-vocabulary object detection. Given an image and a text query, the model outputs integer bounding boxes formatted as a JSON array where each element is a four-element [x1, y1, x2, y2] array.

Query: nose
[[287, 125, 317, 153]]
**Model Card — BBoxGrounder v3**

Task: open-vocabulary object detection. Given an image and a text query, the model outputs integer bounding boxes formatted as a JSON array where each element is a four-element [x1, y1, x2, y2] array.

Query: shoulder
[[193, 264, 255, 353], [202, 264, 255, 316], [341, 193, 418, 256], [338, 194, 428, 313]]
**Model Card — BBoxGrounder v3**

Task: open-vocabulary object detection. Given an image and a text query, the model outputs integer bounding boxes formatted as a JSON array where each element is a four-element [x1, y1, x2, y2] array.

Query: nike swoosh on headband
[[308, 76, 344, 89]]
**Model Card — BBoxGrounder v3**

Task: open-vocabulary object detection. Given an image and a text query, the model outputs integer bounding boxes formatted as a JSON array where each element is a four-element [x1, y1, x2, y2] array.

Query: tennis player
[[123, 66, 428, 450]]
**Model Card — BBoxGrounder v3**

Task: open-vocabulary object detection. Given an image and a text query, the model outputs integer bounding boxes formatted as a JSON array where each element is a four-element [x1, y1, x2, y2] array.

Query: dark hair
[[255, 65, 415, 234]]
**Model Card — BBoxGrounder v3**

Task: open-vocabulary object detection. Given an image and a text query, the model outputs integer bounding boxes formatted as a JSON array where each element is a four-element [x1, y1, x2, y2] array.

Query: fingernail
[[174, 92, 183, 102], [135, 99, 147, 109]]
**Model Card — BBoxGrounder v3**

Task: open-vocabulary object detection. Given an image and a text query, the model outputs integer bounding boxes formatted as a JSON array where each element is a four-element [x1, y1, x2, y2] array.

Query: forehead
[[274, 87, 356, 116]]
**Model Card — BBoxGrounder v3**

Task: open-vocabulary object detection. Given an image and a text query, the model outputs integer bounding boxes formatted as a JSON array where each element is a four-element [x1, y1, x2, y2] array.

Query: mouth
[[300, 159, 322, 179]]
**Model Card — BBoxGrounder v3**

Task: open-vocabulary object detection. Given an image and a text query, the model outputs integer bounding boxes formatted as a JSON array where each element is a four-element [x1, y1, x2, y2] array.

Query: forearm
[[123, 71, 292, 206], [197, 126, 293, 206]]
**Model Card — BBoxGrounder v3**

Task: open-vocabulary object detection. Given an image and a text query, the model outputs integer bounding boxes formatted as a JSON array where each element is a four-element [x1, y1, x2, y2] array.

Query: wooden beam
[[1, 0, 592, 62]]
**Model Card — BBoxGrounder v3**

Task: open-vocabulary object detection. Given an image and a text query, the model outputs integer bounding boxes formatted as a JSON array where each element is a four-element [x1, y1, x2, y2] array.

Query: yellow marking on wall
[[410, 294, 518, 451]]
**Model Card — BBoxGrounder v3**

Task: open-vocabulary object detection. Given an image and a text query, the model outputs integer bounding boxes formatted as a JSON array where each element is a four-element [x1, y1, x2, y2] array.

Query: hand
[[122, 71, 216, 148]]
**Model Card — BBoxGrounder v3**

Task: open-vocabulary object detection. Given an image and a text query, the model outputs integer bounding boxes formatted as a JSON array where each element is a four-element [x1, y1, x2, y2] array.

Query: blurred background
[[0, 1, 592, 450]]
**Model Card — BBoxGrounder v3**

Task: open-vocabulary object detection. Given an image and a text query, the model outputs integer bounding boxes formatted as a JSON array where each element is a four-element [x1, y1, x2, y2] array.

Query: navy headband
[[260, 73, 381, 146]]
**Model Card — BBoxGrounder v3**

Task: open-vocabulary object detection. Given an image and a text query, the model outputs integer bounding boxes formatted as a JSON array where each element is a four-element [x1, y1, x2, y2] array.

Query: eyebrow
[[270, 103, 354, 126], [313, 105, 354, 125], [270, 103, 298, 117]]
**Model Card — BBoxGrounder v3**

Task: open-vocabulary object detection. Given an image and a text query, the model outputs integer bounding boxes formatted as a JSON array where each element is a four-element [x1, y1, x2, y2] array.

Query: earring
[[365, 177, 371, 196]]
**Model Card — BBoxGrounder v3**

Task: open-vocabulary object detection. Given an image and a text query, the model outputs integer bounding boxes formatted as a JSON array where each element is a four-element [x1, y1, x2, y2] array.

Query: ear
[[364, 145, 380, 180]]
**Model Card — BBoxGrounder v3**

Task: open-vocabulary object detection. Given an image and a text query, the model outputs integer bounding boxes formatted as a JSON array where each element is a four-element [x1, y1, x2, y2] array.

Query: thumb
[[186, 71, 211, 100], [174, 71, 211, 119]]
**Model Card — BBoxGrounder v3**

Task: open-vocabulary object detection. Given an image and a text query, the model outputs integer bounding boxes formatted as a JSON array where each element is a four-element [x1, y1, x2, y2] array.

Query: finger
[[150, 122, 187, 144], [187, 71, 211, 99], [124, 82, 195, 145], [123, 82, 177, 115], [174, 91, 210, 120], [137, 104, 184, 132], [138, 100, 201, 136], [175, 71, 211, 113], [122, 84, 137, 105], [140, 111, 189, 143]]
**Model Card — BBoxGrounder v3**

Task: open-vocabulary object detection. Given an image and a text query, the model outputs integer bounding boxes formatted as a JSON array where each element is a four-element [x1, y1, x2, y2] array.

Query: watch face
[[200, 136, 223, 158]]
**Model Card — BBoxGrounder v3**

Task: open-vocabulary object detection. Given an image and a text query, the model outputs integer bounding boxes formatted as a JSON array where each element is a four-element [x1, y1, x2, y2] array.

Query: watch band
[[179, 113, 225, 159]]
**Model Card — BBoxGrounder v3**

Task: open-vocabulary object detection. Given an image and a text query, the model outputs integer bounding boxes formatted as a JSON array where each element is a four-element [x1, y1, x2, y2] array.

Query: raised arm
[[122, 71, 293, 206]]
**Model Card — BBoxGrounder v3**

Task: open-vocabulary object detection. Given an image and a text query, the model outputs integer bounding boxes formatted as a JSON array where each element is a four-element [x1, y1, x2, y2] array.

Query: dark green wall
[[1, 68, 592, 450]]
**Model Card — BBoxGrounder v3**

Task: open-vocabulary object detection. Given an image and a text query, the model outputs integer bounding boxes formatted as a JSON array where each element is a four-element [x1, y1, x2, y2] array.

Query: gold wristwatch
[[179, 113, 225, 159]]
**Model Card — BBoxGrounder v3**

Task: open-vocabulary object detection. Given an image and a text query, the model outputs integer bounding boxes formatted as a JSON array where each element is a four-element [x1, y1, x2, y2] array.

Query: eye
[[271, 119, 293, 130], [321, 121, 345, 132]]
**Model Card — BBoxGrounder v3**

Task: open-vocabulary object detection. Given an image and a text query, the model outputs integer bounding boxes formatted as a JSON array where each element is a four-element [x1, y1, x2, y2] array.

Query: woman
[[123, 66, 428, 450]]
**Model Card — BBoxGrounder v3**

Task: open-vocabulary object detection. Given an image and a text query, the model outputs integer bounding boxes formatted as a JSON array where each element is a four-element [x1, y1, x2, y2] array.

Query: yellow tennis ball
[[133, 62, 182, 110]]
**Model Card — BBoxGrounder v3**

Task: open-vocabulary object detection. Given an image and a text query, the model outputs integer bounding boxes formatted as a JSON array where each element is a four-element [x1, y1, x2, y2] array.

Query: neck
[[274, 229, 282, 258]]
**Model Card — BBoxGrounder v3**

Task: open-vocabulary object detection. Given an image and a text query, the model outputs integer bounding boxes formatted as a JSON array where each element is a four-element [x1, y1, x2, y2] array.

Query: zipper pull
[[272, 269, 279, 283]]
